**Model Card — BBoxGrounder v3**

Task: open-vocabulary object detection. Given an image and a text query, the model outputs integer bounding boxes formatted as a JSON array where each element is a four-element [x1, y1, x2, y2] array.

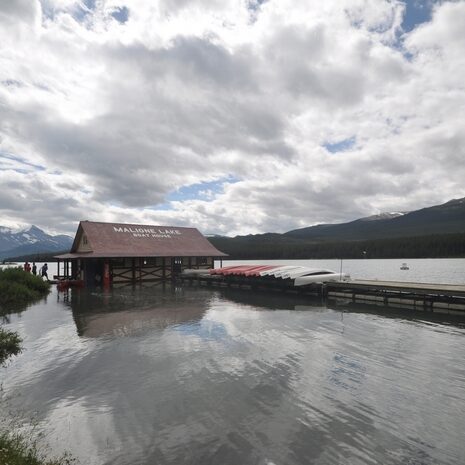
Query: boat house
[[55, 221, 226, 286]]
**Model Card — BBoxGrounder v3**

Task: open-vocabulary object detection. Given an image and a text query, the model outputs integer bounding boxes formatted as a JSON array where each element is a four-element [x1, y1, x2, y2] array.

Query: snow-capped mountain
[[283, 197, 465, 241], [0, 225, 73, 259], [359, 212, 408, 222]]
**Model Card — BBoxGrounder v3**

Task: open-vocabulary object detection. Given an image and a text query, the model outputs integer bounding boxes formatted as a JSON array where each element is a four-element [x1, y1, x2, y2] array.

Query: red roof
[[56, 221, 227, 258]]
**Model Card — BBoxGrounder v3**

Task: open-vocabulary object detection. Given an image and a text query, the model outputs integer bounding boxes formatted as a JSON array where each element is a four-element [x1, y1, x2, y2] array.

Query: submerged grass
[[0, 280, 38, 307], [0, 429, 75, 465], [0, 267, 50, 365], [0, 328, 22, 367]]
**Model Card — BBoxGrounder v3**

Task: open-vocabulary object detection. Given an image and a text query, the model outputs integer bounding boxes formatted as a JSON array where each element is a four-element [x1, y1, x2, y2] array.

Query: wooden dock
[[179, 274, 465, 316], [326, 280, 465, 315]]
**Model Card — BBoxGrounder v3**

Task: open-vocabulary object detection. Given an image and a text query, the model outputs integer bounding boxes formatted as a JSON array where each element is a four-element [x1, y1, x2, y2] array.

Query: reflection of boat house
[[69, 294, 209, 337], [55, 221, 226, 286]]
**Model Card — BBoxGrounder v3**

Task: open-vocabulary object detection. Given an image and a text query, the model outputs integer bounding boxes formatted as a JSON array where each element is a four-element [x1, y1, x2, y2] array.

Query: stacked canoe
[[209, 265, 349, 287]]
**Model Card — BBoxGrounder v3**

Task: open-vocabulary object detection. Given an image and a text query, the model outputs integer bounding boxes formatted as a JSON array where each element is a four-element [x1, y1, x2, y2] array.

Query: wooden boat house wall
[[55, 221, 226, 286]]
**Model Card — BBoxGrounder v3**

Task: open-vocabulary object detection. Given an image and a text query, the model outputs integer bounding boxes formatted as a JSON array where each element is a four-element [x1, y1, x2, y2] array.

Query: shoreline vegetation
[[0, 268, 51, 311], [0, 268, 75, 465], [0, 267, 52, 367]]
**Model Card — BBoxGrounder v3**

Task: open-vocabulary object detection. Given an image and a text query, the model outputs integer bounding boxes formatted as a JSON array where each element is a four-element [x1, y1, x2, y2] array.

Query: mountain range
[[284, 197, 465, 241], [1, 197, 464, 261], [0, 225, 73, 260], [209, 197, 465, 258]]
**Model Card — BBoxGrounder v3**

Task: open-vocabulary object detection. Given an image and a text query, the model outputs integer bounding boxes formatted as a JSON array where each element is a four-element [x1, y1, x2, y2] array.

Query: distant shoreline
[[209, 232, 465, 260]]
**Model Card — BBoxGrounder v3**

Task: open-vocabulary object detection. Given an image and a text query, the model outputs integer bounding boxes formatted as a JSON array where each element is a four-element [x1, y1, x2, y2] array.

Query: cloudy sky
[[1, 0, 464, 236]]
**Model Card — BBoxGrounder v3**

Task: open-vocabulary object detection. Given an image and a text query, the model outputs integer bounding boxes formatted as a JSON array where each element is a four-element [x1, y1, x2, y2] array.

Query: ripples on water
[[1, 286, 465, 465]]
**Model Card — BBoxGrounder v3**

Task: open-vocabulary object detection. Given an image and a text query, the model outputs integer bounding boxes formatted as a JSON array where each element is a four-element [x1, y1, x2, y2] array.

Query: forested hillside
[[208, 198, 465, 259], [209, 233, 465, 259]]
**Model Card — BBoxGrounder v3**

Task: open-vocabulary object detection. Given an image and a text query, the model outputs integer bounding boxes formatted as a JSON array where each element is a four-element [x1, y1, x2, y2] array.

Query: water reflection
[[1, 286, 465, 465], [219, 287, 325, 311], [327, 297, 465, 329], [63, 286, 209, 338]]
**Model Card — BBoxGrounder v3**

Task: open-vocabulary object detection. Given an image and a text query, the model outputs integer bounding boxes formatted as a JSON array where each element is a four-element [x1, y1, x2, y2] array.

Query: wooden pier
[[326, 280, 465, 315], [179, 274, 465, 316]]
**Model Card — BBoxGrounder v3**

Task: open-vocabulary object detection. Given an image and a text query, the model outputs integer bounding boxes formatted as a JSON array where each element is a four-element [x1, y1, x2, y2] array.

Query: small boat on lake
[[400, 263, 409, 270]]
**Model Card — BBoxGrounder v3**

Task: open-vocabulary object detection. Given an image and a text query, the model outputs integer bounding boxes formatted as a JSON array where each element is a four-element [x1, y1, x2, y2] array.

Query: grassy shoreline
[[0, 267, 51, 310], [0, 267, 51, 366]]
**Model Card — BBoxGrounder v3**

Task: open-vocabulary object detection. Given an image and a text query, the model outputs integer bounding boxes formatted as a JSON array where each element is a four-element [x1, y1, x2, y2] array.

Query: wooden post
[[103, 259, 110, 288]]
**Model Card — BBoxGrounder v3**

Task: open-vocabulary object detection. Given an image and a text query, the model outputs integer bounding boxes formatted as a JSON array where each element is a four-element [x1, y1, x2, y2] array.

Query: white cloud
[[0, 0, 464, 235]]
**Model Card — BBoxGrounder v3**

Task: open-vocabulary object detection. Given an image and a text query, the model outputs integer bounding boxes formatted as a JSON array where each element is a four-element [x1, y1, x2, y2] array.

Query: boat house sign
[[113, 226, 182, 239]]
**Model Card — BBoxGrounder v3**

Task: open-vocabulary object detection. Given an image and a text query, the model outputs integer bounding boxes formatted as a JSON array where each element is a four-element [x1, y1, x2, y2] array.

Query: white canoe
[[260, 265, 298, 277], [270, 266, 304, 278], [281, 268, 335, 279], [294, 273, 350, 286]]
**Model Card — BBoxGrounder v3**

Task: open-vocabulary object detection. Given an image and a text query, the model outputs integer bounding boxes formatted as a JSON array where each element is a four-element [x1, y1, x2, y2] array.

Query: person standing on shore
[[24, 262, 31, 273], [41, 263, 49, 281], [32, 262, 37, 275]]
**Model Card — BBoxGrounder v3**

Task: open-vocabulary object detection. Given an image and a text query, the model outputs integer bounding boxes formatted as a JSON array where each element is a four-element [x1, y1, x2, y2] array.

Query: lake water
[[1, 281, 465, 465], [215, 258, 465, 285]]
